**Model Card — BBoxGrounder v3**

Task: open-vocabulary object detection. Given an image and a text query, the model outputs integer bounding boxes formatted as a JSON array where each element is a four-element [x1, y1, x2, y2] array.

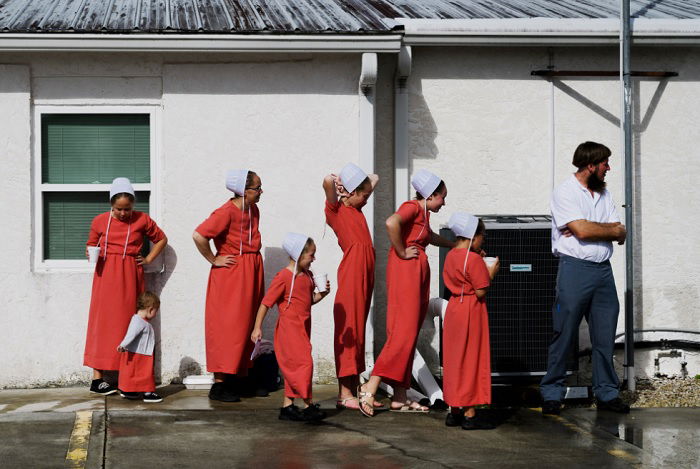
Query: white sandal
[[357, 385, 375, 417]]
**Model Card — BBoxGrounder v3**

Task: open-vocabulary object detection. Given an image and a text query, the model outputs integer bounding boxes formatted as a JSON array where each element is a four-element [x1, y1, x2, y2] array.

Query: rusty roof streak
[[0, 0, 698, 34]]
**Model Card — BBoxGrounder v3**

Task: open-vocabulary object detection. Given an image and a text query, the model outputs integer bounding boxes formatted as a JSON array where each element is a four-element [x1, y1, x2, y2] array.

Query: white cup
[[484, 256, 498, 267], [313, 273, 328, 292], [87, 246, 101, 264]]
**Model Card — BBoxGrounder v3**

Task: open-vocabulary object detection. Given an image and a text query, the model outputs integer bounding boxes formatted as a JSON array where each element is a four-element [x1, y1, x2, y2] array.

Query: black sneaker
[[90, 379, 117, 396], [279, 404, 306, 421], [542, 400, 562, 415], [302, 403, 327, 421], [209, 382, 241, 403], [445, 412, 464, 427], [143, 392, 163, 403], [462, 416, 495, 430], [596, 397, 630, 414], [119, 390, 141, 400]]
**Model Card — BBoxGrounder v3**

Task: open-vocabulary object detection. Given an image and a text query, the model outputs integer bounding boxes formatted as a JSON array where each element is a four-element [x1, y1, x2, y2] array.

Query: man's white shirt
[[551, 174, 620, 263]]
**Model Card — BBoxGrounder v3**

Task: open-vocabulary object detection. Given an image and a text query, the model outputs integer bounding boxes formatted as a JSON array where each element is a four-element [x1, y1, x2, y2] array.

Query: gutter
[[389, 18, 700, 46], [0, 33, 403, 53]]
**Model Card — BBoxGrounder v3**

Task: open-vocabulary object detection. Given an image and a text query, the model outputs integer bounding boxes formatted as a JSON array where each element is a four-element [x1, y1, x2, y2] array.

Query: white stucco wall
[[403, 46, 700, 378], [0, 52, 363, 387]]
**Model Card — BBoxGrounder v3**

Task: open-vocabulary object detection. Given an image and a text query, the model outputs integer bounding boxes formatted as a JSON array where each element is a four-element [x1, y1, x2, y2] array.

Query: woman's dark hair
[[244, 170, 259, 190], [572, 142, 611, 170], [415, 180, 446, 201], [137, 291, 160, 311], [301, 237, 315, 256], [110, 193, 135, 205], [353, 177, 372, 194]]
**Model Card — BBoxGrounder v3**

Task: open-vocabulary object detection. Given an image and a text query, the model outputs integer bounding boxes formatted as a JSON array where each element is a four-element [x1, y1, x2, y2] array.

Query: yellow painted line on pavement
[[534, 408, 641, 467], [65, 410, 93, 468]]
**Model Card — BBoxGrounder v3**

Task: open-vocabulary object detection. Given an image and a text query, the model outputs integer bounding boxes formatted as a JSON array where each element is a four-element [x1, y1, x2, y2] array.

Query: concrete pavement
[[1, 385, 698, 468]]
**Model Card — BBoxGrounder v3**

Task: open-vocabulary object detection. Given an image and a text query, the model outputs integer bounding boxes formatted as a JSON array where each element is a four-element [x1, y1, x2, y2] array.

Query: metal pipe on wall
[[620, 0, 636, 391]]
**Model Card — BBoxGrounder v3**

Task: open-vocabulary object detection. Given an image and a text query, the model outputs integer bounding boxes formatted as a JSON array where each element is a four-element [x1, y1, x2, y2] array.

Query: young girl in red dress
[[358, 169, 454, 417], [322, 163, 380, 410], [251, 233, 331, 422], [193, 169, 265, 403], [442, 213, 499, 430], [84, 177, 167, 395], [117, 291, 163, 403]]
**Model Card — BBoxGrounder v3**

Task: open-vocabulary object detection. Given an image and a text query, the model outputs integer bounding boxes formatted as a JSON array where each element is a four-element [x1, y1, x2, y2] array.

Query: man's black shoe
[[445, 412, 464, 427], [90, 379, 117, 396], [542, 400, 562, 415], [302, 403, 327, 421], [208, 382, 241, 402], [461, 416, 495, 430], [596, 397, 630, 414], [279, 404, 306, 421]]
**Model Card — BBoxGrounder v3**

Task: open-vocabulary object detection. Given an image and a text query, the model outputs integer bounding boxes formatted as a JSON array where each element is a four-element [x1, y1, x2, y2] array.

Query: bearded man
[[540, 141, 629, 415]]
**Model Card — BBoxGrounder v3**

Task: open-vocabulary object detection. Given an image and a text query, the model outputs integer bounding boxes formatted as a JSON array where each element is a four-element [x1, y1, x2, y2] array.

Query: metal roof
[[0, 0, 698, 34]]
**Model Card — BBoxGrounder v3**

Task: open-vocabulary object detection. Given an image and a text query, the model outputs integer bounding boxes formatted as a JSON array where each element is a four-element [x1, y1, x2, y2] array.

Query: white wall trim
[[0, 33, 402, 53], [32, 104, 161, 273]]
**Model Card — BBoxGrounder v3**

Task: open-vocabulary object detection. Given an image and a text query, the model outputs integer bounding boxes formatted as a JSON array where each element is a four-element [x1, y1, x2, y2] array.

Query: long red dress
[[84, 211, 165, 370], [442, 249, 492, 407], [371, 200, 431, 388], [196, 200, 265, 374], [325, 200, 375, 378], [261, 269, 315, 399]]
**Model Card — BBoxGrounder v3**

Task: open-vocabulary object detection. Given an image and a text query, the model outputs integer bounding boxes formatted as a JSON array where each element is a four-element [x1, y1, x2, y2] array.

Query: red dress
[[442, 249, 492, 407], [262, 268, 316, 399], [196, 200, 265, 374], [118, 352, 156, 392], [325, 200, 375, 378], [84, 211, 165, 370], [371, 200, 431, 388]]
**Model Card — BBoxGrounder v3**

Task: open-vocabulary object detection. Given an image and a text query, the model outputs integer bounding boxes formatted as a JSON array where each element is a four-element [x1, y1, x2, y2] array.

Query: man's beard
[[587, 171, 606, 193]]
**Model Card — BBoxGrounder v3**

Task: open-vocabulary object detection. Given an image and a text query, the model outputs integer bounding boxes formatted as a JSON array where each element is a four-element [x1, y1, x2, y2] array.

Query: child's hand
[[251, 328, 262, 343], [117, 346, 126, 352], [320, 280, 331, 297]]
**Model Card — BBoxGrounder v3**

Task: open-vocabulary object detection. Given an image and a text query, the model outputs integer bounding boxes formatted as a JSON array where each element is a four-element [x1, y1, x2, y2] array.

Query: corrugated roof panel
[[0, 0, 699, 34]]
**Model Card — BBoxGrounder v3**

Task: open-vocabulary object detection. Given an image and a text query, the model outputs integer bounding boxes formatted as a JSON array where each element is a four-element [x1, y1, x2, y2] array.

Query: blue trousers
[[540, 255, 621, 402]]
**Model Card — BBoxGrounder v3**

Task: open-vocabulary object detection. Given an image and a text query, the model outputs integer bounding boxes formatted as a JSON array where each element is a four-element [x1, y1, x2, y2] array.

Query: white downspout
[[394, 46, 412, 210], [359, 53, 378, 367]]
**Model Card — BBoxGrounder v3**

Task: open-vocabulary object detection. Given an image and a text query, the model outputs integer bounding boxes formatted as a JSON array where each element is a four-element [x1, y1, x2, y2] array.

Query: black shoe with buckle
[[542, 400, 562, 415], [279, 404, 306, 421], [208, 382, 241, 403], [90, 379, 117, 396], [461, 416, 495, 430], [596, 397, 630, 414], [302, 403, 327, 421], [445, 412, 464, 427]]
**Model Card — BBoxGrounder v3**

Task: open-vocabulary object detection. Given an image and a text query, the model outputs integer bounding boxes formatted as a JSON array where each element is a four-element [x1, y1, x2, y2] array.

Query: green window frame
[[37, 111, 154, 266]]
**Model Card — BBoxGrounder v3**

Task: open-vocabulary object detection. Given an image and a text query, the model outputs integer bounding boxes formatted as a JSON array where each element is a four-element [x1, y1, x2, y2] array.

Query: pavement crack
[[101, 398, 109, 469], [320, 419, 453, 468]]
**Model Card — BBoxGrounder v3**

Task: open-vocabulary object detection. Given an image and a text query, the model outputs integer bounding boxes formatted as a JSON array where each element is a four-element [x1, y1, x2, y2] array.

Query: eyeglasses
[[246, 186, 262, 193]]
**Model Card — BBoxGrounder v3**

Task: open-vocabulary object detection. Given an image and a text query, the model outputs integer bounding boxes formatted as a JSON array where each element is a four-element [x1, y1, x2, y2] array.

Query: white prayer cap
[[447, 212, 479, 239], [109, 177, 135, 200], [339, 162, 368, 193], [282, 232, 309, 262], [226, 169, 249, 196], [411, 169, 441, 199]]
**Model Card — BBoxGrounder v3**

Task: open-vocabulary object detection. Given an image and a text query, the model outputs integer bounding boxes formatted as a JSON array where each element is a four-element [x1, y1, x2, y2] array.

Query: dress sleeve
[[195, 206, 230, 239], [86, 213, 104, 246], [396, 201, 419, 224], [551, 186, 585, 230], [468, 256, 491, 291], [144, 214, 166, 243], [261, 272, 287, 308]]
